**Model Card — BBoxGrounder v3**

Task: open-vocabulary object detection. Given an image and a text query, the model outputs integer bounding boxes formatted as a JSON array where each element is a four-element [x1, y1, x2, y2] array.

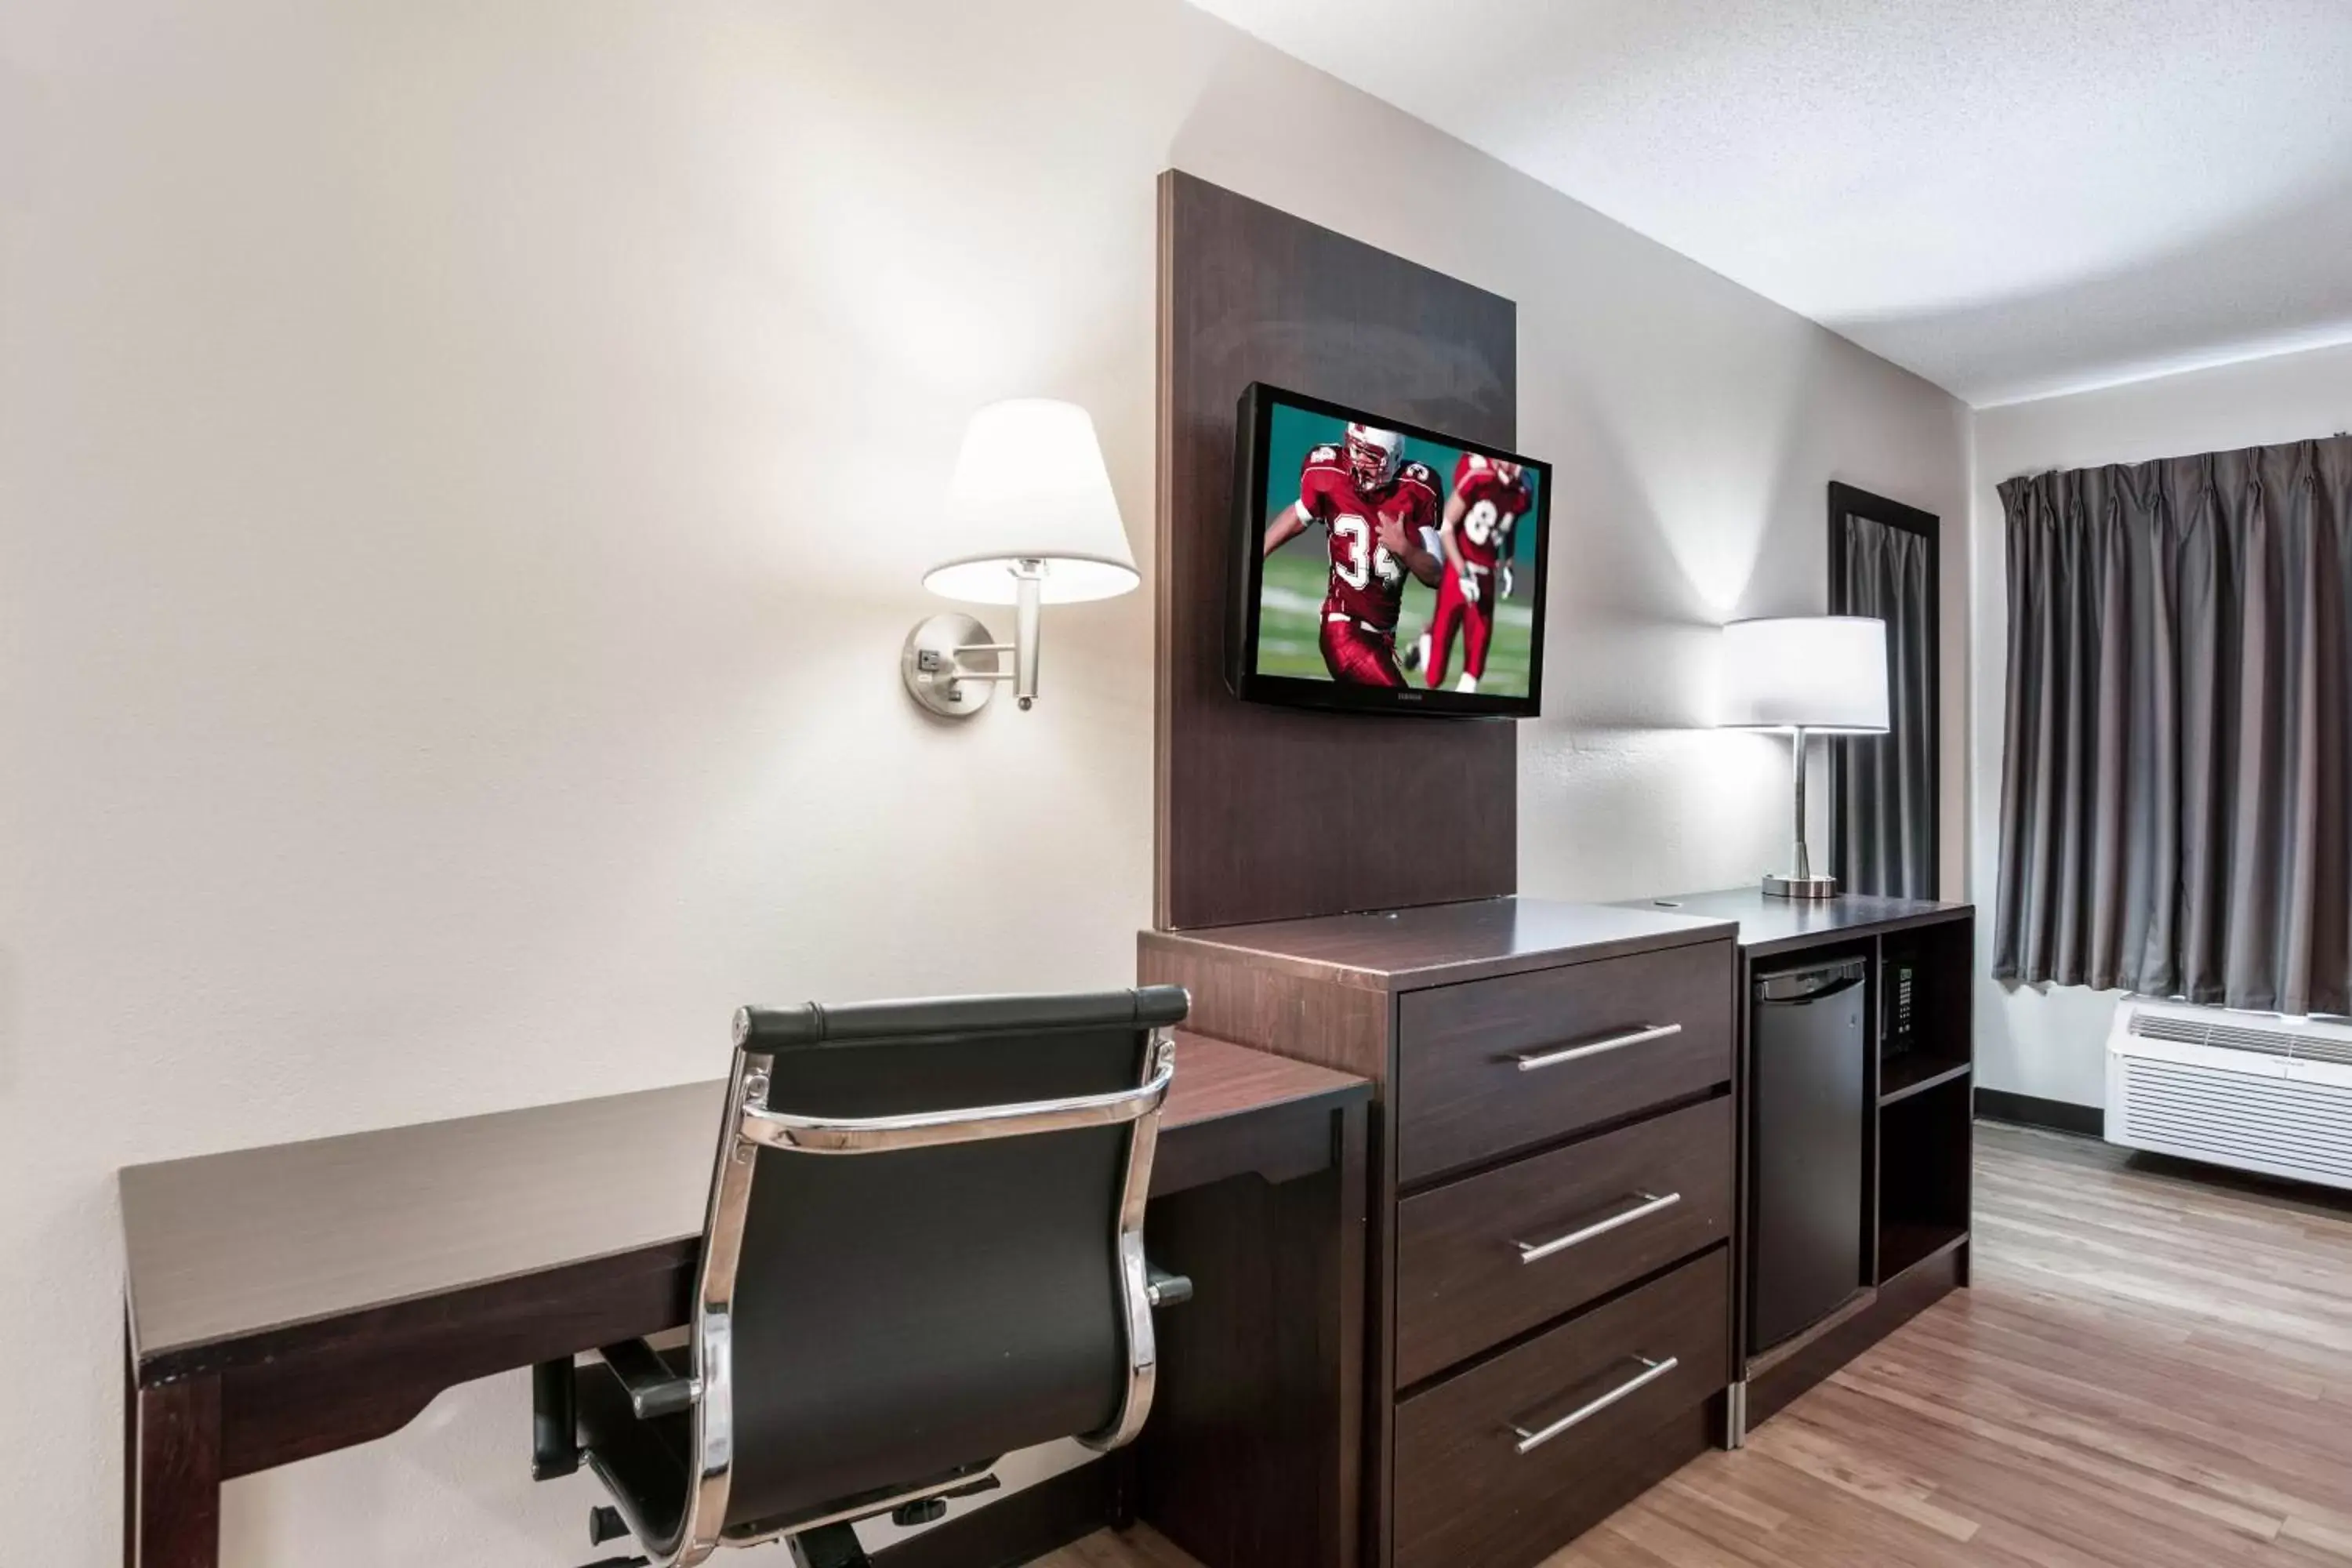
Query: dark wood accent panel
[[1138, 1102, 1367, 1568], [1748, 1238, 1963, 1431], [1396, 938, 1734, 1184], [131, 1374, 221, 1568], [1395, 1095, 1733, 1387], [1392, 1249, 1730, 1568], [1156, 169, 1519, 930], [869, 1457, 1123, 1568]]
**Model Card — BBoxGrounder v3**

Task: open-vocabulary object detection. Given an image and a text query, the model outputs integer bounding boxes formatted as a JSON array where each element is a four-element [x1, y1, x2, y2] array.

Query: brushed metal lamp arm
[[1791, 723, 1811, 881], [1763, 724, 1836, 899], [902, 560, 1046, 718]]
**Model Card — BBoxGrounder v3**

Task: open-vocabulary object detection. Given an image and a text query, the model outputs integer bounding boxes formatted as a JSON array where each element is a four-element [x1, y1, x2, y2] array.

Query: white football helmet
[[1345, 424, 1404, 490]]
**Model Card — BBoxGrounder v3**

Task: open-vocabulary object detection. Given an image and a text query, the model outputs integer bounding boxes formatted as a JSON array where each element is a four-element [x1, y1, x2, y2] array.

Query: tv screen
[[1228, 383, 1551, 718]]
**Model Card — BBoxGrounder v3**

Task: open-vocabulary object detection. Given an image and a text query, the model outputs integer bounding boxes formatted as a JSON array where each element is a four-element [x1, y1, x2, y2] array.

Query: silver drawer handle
[[1515, 1022, 1681, 1073], [1514, 1191, 1682, 1265], [1508, 1356, 1680, 1455]]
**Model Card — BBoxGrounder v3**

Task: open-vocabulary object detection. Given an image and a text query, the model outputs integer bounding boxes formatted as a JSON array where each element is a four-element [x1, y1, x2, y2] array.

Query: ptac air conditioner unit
[[2107, 997, 2352, 1192]]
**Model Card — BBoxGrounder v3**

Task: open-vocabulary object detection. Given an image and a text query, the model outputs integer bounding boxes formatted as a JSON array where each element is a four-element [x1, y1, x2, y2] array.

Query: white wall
[[1970, 343, 2352, 1106], [0, 1, 1965, 1562]]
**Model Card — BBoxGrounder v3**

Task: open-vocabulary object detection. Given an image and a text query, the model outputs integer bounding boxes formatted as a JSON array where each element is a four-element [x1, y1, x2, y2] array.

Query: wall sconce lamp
[[1719, 615, 1889, 899], [902, 399, 1139, 718]]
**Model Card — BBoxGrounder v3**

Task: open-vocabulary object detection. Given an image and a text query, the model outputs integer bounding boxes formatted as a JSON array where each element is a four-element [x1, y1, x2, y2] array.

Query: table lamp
[[902, 398, 1140, 717], [1720, 615, 1889, 899]]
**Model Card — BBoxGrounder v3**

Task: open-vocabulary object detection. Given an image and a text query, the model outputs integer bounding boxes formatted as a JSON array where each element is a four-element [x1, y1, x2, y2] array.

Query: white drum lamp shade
[[1720, 616, 1890, 734], [901, 398, 1139, 718], [1719, 615, 1890, 898], [921, 399, 1139, 605]]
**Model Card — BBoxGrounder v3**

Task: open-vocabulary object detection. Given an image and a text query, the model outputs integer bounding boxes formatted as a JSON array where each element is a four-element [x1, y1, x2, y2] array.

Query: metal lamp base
[[1762, 872, 1839, 900], [902, 613, 998, 718]]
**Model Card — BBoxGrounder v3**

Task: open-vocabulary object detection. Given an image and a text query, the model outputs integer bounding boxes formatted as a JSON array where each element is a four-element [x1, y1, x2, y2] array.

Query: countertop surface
[[1143, 895, 1737, 991], [1617, 887, 1971, 954]]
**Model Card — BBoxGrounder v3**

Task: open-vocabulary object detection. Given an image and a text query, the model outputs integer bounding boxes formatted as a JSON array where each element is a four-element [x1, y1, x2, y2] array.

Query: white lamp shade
[[1719, 615, 1890, 732], [921, 399, 1139, 605]]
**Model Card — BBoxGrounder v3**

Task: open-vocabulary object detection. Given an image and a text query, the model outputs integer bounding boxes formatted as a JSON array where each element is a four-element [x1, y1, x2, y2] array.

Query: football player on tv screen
[[1411, 451, 1532, 693], [1261, 423, 1443, 687]]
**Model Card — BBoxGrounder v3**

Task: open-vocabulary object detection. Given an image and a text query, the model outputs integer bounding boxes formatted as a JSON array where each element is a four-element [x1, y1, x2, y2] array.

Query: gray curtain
[[1992, 437, 2352, 1015], [1835, 516, 1936, 898]]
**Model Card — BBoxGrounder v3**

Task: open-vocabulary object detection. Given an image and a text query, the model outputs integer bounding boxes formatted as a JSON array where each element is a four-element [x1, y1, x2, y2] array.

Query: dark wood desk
[[121, 1032, 1370, 1568]]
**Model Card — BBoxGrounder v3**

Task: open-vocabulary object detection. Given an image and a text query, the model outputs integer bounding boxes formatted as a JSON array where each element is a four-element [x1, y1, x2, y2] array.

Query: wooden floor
[[1050, 1123, 2352, 1568]]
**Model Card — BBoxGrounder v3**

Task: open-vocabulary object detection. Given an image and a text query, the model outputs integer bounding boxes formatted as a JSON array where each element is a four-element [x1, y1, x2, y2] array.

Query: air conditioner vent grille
[[2128, 1010, 2352, 1066], [2298, 1036, 2352, 1068], [2129, 1014, 2296, 1057], [2117, 1058, 2352, 1186]]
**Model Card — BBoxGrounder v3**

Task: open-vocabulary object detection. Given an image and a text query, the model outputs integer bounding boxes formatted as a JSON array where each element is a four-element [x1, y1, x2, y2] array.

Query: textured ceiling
[[1188, 0, 2352, 406]]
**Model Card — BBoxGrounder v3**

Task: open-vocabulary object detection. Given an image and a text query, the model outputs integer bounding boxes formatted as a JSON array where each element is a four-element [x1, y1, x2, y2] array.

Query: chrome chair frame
[[593, 1011, 1178, 1568]]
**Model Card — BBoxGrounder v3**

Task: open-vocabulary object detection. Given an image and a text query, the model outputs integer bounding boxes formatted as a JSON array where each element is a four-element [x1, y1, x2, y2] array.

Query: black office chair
[[532, 986, 1192, 1568]]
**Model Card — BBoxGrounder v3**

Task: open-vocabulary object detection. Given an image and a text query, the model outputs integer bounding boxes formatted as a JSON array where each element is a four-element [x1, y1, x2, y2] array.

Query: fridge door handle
[[1756, 973, 1864, 1005]]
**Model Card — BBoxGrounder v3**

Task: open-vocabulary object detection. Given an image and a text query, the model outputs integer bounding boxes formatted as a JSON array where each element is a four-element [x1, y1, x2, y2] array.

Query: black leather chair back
[[715, 987, 1187, 1542]]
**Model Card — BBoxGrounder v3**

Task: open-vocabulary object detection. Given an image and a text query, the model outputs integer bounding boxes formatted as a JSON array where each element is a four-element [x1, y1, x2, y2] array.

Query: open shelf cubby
[[1876, 917, 1974, 1096], [1877, 1071, 1972, 1282], [1879, 1051, 1971, 1106]]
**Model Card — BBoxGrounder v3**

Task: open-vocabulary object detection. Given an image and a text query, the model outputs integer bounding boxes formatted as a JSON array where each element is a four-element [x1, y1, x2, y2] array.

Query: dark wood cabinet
[[1141, 896, 1740, 1568], [1617, 887, 1976, 1439]]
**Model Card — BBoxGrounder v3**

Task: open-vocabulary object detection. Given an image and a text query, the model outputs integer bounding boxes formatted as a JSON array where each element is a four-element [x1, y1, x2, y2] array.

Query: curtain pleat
[[1835, 516, 1936, 898], [1992, 437, 2352, 1015]]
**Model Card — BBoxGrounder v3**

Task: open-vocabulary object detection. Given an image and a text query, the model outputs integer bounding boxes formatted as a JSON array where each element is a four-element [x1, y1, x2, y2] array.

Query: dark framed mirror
[[1827, 482, 1940, 899]]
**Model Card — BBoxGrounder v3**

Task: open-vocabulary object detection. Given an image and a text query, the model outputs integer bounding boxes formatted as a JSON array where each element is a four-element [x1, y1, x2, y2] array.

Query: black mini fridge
[[1748, 956, 1868, 1353]]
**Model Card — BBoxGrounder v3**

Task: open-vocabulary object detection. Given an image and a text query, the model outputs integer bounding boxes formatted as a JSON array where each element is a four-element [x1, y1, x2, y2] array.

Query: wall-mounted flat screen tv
[[1227, 383, 1551, 718]]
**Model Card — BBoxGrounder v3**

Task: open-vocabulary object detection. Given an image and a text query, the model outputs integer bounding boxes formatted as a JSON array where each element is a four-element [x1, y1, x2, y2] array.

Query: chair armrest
[[1145, 1262, 1193, 1308], [597, 1339, 699, 1420]]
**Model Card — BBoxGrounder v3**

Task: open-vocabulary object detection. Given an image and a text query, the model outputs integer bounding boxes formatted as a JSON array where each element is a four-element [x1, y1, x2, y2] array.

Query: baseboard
[[868, 1458, 1122, 1568], [1975, 1087, 2102, 1137]]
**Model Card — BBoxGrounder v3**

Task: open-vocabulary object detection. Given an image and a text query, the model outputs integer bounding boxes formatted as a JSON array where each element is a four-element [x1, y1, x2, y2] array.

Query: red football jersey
[[1294, 445, 1440, 630], [1449, 453, 1533, 572]]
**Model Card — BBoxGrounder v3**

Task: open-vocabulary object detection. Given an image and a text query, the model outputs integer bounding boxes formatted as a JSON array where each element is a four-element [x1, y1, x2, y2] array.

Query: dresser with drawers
[[1140, 898, 1740, 1568]]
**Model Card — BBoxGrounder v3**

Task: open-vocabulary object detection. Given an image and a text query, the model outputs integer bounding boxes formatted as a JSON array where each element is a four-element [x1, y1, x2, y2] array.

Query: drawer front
[[1395, 1094, 1733, 1385], [1393, 1248, 1730, 1568], [1397, 938, 1733, 1184]]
